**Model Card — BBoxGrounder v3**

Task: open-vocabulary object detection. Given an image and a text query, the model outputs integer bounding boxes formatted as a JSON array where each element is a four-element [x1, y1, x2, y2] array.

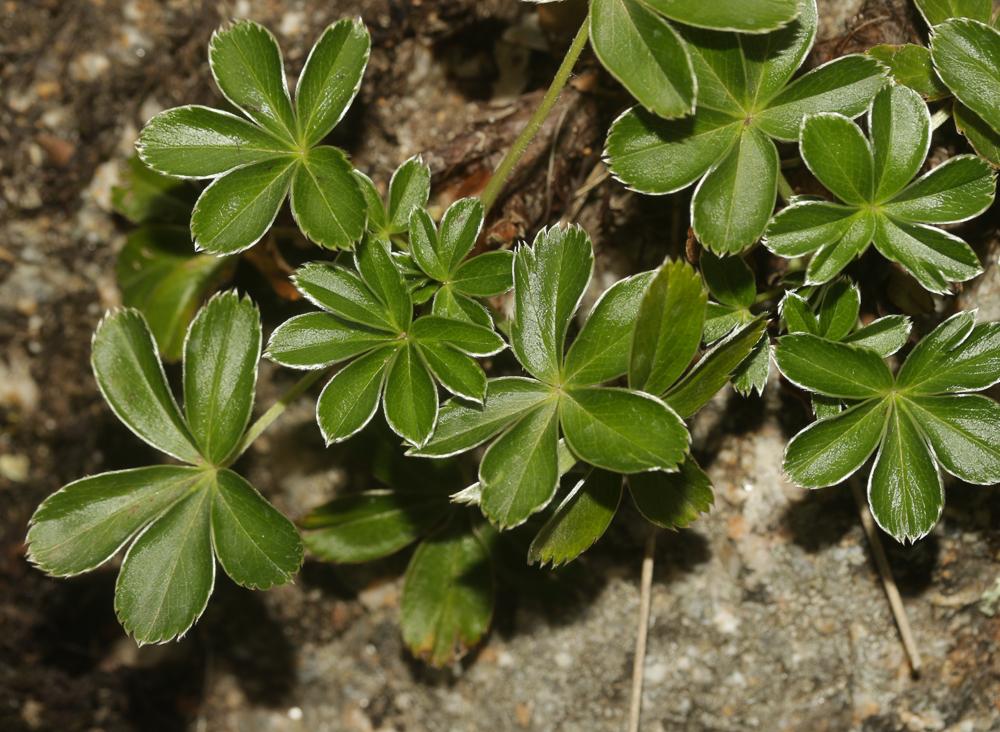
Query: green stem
[[480, 18, 591, 214], [225, 369, 327, 466], [777, 172, 795, 204]]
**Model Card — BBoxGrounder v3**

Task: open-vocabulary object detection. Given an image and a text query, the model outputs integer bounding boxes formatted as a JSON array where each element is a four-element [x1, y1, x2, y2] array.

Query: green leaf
[[115, 486, 214, 644], [774, 333, 893, 398], [905, 394, 1000, 484], [871, 216, 981, 294], [665, 318, 768, 417], [316, 348, 394, 444], [265, 312, 393, 369], [897, 313, 1000, 394], [480, 402, 560, 528], [643, 0, 799, 32], [191, 156, 296, 255], [816, 279, 860, 341], [27, 466, 201, 577], [401, 518, 494, 667], [294, 18, 370, 147], [409, 208, 448, 281], [677, 27, 750, 112], [843, 315, 912, 356], [418, 343, 487, 403], [208, 20, 297, 143], [764, 200, 859, 257], [755, 55, 886, 141], [692, 127, 778, 253], [869, 402, 943, 543], [805, 212, 876, 284], [700, 251, 755, 308], [732, 334, 771, 396], [113, 155, 198, 224], [783, 398, 889, 487], [387, 156, 431, 234], [438, 198, 486, 277], [915, 0, 992, 25], [137, 106, 292, 178], [931, 19, 1000, 135], [953, 102, 1000, 166], [812, 394, 844, 419], [451, 250, 515, 297], [289, 146, 367, 250], [210, 469, 302, 589], [432, 286, 494, 328], [383, 344, 438, 446], [183, 292, 261, 465], [869, 84, 932, 202], [867, 44, 949, 101], [628, 455, 714, 529], [356, 237, 413, 331], [780, 291, 819, 334], [741, 0, 819, 106], [355, 171, 388, 234], [302, 490, 445, 563], [511, 225, 593, 383], [629, 260, 707, 394], [92, 309, 200, 463], [883, 155, 996, 223], [559, 387, 688, 473], [410, 315, 505, 357], [589, 0, 695, 119], [527, 469, 621, 567], [563, 272, 654, 386], [293, 262, 395, 333], [703, 302, 751, 342], [409, 378, 554, 458], [604, 107, 740, 194], [117, 226, 233, 361], [800, 113, 873, 205]]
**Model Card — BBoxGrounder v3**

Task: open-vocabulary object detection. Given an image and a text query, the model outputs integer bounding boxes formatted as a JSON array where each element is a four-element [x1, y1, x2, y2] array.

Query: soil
[[1, 1, 999, 730]]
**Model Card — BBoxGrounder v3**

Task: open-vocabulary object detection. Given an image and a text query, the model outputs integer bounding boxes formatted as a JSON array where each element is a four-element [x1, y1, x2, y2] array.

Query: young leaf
[[816, 279, 860, 341], [383, 344, 438, 447], [316, 348, 394, 444], [731, 335, 771, 396], [302, 490, 446, 563], [115, 486, 214, 645], [437, 198, 486, 275], [210, 469, 303, 589], [780, 291, 819, 334], [589, 0, 695, 119], [387, 156, 431, 234], [527, 469, 622, 567], [628, 455, 714, 529], [117, 226, 233, 361], [27, 466, 202, 577], [92, 310, 200, 464], [209, 20, 297, 143], [182, 292, 261, 465], [931, 18, 1000, 135], [511, 226, 593, 383], [356, 237, 413, 332], [773, 334, 893, 398], [479, 403, 560, 529], [401, 518, 494, 667], [294, 17, 370, 148], [289, 146, 367, 250], [629, 260, 707, 394], [558, 387, 688, 474]]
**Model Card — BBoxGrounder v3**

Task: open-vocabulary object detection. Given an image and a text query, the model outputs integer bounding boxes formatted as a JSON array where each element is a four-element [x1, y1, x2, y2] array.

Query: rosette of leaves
[[137, 19, 371, 255], [780, 278, 912, 416], [605, 0, 887, 253], [266, 237, 505, 447], [26, 293, 303, 643], [699, 252, 771, 396], [523, 260, 768, 566], [775, 310, 1000, 543], [765, 83, 997, 292], [112, 156, 235, 360]]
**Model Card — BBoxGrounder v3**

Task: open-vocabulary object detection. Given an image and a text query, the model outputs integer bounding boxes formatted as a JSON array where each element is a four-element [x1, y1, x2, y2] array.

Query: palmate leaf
[[29, 299, 303, 644], [765, 83, 996, 290], [139, 19, 370, 254], [931, 19, 1000, 135], [776, 311, 1000, 543], [606, 0, 887, 253]]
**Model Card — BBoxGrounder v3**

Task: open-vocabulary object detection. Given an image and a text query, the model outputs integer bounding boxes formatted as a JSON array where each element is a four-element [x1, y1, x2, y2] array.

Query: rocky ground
[[1, 0, 999, 730]]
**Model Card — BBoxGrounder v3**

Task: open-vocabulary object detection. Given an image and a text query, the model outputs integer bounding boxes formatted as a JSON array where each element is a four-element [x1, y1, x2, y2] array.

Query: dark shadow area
[[782, 484, 857, 553]]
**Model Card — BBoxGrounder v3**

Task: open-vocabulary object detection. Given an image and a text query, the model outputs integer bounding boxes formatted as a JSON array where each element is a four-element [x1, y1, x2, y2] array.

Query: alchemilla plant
[[27, 0, 1000, 665]]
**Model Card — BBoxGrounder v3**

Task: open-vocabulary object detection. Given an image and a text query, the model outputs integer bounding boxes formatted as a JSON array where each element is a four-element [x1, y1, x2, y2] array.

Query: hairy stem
[[480, 18, 591, 214], [226, 369, 327, 466]]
